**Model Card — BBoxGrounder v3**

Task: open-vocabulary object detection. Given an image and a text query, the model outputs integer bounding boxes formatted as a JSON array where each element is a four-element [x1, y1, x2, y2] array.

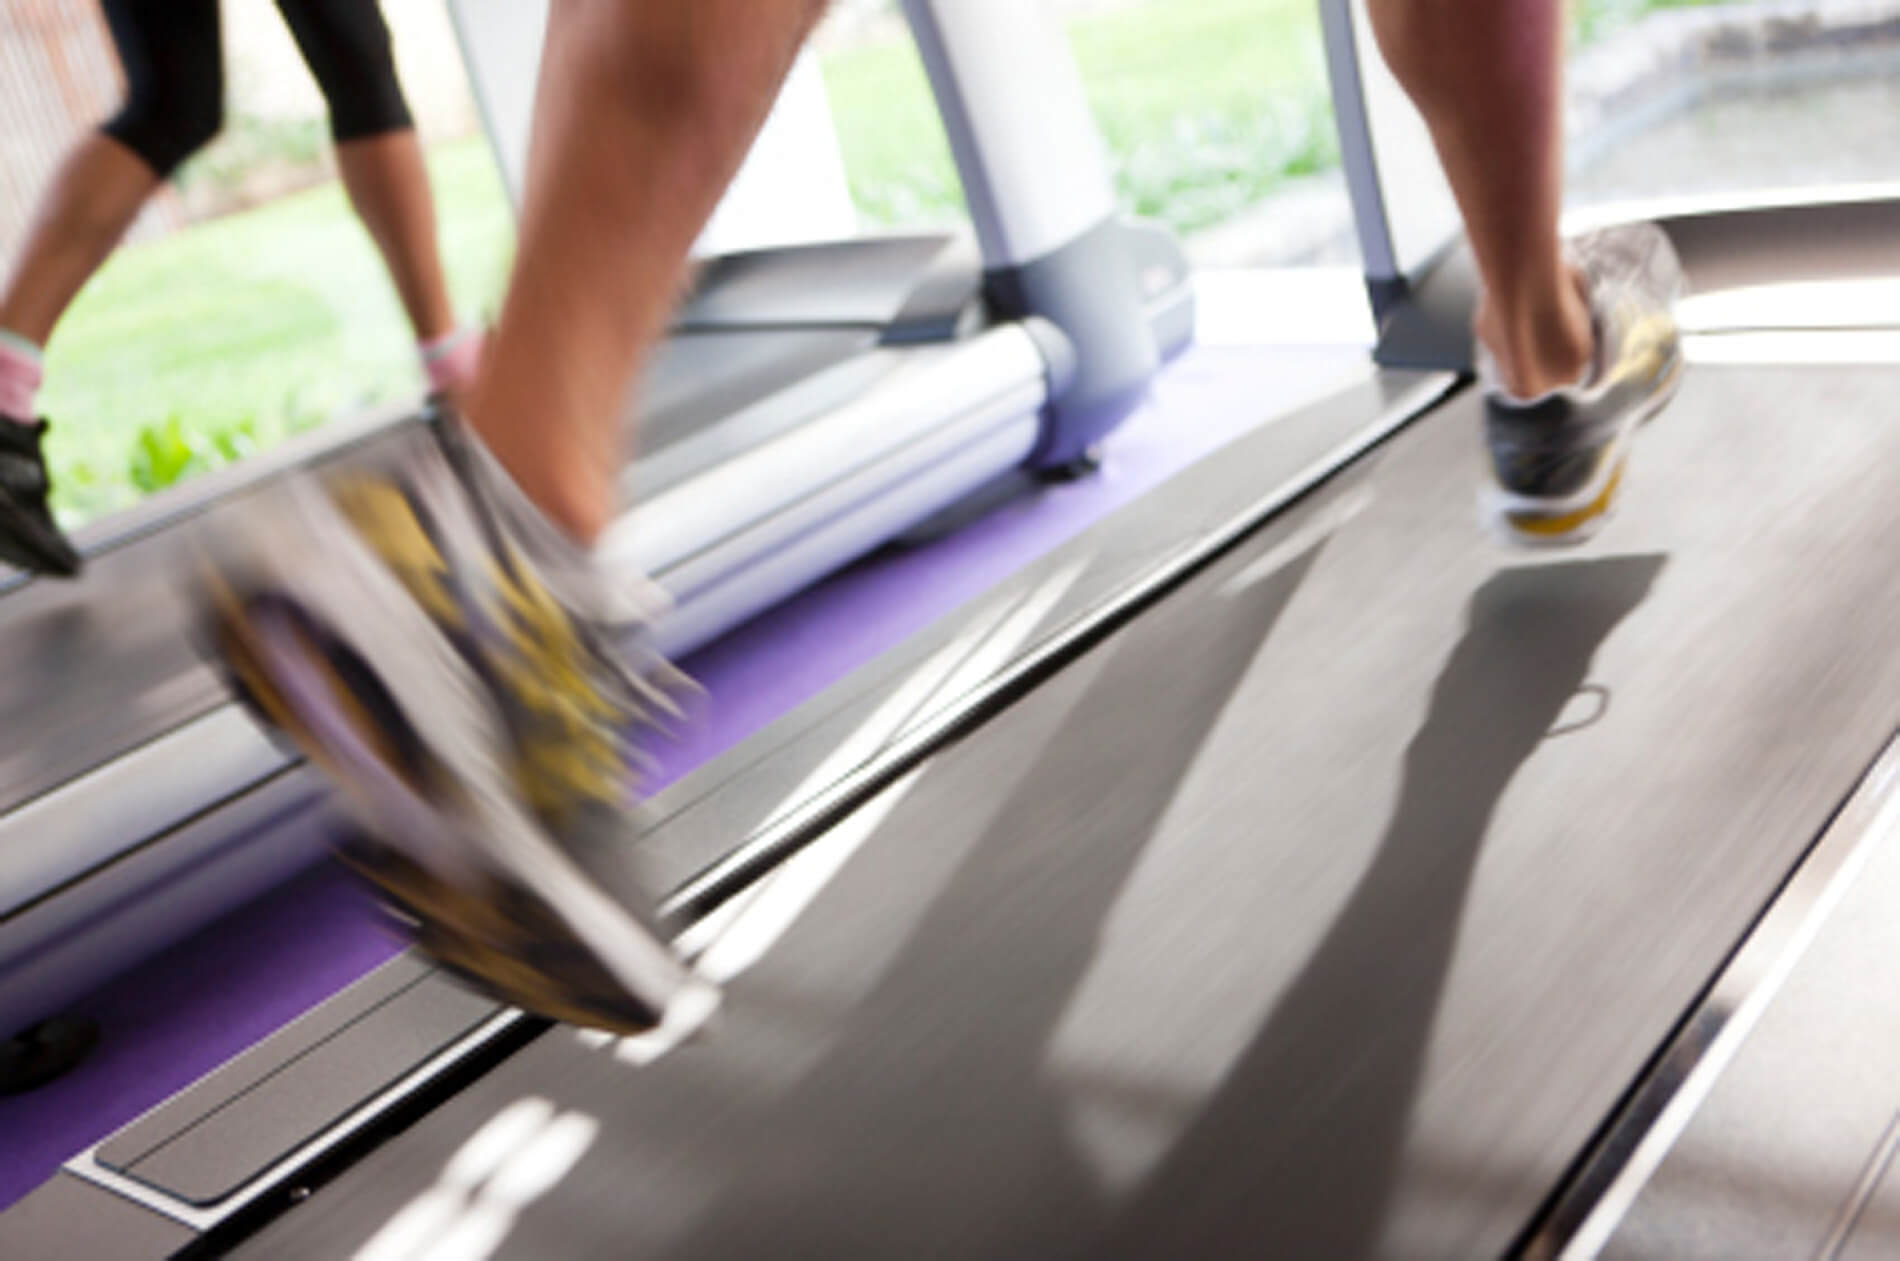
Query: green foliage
[[820, 0, 1335, 236], [1097, 98, 1338, 235], [130, 415, 213, 494], [173, 114, 330, 198], [128, 413, 264, 496], [821, 0, 1738, 237], [1571, 0, 1730, 47]]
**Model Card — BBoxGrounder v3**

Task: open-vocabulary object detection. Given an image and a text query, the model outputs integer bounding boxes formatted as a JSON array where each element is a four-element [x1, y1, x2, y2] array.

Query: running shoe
[[198, 412, 718, 1037], [1480, 222, 1685, 547], [0, 416, 80, 577]]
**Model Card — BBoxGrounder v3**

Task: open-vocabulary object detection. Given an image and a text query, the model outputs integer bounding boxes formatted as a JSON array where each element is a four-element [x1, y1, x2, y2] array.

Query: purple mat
[[0, 341, 1365, 1210]]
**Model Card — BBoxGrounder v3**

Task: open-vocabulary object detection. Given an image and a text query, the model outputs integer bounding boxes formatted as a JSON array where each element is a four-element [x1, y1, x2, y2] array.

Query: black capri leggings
[[100, 0, 414, 179]]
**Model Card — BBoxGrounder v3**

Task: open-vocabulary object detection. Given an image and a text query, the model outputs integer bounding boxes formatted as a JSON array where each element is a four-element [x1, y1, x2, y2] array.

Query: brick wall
[[0, 0, 480, 258], [0, 0, 182, 253]]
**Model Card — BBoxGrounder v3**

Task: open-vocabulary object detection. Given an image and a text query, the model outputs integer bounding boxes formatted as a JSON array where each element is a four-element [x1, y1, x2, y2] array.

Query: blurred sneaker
[[1480, 222, 1684, 547], [200, 413, 718, 1037], [0, 416, 80, 577]]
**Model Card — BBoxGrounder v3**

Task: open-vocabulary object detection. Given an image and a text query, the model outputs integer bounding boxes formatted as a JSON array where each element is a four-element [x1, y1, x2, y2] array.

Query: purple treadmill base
[[0, 343, 1367, 1211]]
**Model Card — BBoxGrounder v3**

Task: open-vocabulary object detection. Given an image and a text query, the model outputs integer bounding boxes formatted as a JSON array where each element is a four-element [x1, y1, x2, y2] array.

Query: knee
[[283, 2, 414, 142], [167, 83, 225, 158], [105, 77, 223, 177]]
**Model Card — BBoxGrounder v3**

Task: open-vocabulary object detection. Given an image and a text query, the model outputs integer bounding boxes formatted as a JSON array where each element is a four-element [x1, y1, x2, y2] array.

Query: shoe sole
[[1482, 351, 1685, 549], [205, 566, 718, 1038]]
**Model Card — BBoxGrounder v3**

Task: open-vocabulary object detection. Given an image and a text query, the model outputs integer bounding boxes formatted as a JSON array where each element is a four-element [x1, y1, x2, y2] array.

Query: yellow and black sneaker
[[198, 412, 717, 1038], [0, 415, 79, 577], [1481, 222, 1685, 547]]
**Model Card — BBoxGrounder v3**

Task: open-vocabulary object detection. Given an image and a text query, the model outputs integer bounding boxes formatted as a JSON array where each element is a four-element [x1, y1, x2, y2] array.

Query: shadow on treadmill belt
[[654, 534, 1337, 1259], [237, 547, 1667, 1260], [1107, 554, 1665, 1257]]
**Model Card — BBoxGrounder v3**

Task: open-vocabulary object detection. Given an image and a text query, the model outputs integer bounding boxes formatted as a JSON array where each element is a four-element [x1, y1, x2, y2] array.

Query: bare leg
[[1366, 0, 1592, 398], [466, 0, 830, 542], [0, 134, 159, 346], [334, 129, 457, 344]]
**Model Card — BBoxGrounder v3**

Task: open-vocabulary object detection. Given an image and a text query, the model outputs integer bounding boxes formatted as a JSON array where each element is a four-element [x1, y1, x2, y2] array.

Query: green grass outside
[[821, 0, 1337, 235], [1572, 0, 1729, 45], [38, 136, 513, 523]]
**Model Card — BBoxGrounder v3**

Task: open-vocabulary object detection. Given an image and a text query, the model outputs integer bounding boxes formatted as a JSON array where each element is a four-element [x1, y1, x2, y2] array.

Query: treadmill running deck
[[219, 363, 1900, 1257]]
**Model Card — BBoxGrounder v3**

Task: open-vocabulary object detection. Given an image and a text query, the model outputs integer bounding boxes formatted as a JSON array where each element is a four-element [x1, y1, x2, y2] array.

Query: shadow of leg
[[1105, 553, 1667, 1259]]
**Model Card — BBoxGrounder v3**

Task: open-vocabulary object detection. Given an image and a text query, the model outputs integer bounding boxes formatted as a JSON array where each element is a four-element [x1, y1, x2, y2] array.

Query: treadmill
[[23, 1, 1900, 1257], [33, 174, 1900, 1253], [0, 1, 1192, 1041]]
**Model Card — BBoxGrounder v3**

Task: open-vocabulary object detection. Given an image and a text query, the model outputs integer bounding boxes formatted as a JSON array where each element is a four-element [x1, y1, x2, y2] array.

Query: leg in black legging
[[101, 0, 225, 177], [0, 0, 223, 347], [276, 0, 457, 345]]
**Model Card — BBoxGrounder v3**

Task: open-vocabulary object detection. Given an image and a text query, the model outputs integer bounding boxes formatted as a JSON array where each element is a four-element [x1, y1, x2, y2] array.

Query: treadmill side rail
[[0, 707, 289, 921], [60, 955, 521, 1240], [606, 324, 1051, 652]]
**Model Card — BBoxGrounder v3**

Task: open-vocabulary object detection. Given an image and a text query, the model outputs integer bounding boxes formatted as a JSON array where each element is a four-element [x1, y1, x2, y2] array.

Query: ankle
[[468, 429, 611, 546], [0, 330, 43, 420], [1476, 266, 1595, 401], [420, 327, 485, 398]]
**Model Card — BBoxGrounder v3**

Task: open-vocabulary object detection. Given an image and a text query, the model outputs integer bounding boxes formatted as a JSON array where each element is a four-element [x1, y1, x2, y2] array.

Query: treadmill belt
[[0, 524, 221, 814], [238, 364, 1900, 1258]]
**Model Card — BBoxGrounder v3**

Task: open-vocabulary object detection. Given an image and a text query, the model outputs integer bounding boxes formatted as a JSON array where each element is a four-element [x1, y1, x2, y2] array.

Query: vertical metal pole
[[443, 0, 544, 211], [1321, 0, 1473, 369], [902, 0, 1164, 469], [1319, 0, 1403, 313]]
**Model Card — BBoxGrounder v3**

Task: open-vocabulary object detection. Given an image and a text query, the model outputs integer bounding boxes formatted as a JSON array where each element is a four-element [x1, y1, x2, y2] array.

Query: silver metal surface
[[1524, 732, 1900, 1260], [1685, 329, 1900, 364], [1821, 1112, 1900, 1260], [1326, 0, 1462, 283], [655, 416, 1039, 655], [902, 0, 1118, 268], [1319, 0, 1399, 286], [441, 0, 544, 209], [0, 707, 288, 918], [604, 324, 1048, 585], [64, 1007, 524, 1234]]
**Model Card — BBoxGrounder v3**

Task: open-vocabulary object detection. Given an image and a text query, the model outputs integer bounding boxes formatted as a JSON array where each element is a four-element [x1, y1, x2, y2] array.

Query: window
[[0, 0, 509, 526]]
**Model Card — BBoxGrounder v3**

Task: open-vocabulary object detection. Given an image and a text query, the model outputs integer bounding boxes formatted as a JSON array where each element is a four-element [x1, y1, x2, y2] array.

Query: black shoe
[[0, 416, 81, 577]]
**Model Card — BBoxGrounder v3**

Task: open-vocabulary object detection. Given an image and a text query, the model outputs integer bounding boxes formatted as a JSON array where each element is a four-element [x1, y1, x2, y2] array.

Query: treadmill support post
[[903, 0, 1164, 470]]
